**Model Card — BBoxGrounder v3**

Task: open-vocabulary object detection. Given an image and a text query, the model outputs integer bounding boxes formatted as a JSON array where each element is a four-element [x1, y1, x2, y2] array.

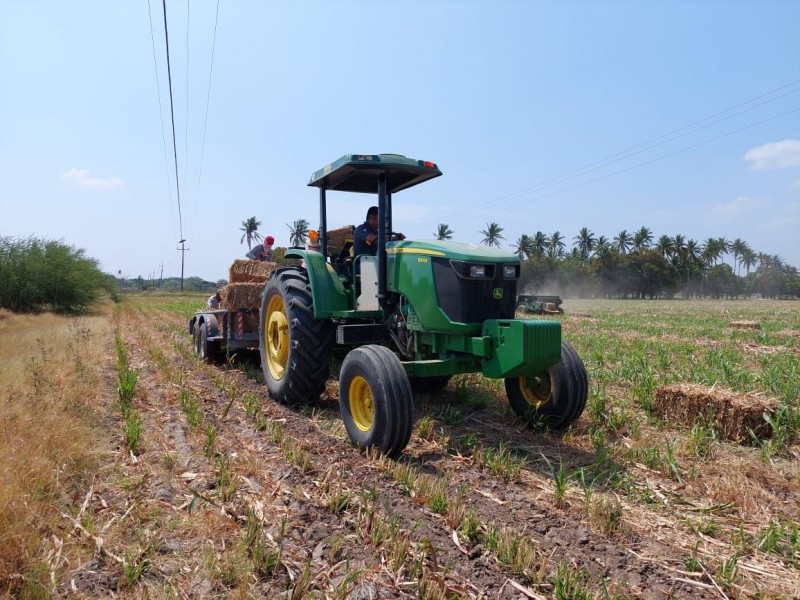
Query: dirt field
[[1, 296, 798, 598]]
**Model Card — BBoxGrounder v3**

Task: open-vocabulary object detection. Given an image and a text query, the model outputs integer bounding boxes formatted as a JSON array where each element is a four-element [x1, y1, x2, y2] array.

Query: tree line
[[240, 215, 798, 299], [440, 222, 799, 299]]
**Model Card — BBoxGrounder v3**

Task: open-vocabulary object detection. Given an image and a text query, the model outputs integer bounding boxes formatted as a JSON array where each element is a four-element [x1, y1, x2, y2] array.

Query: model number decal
[[417, 257, 428, 264]]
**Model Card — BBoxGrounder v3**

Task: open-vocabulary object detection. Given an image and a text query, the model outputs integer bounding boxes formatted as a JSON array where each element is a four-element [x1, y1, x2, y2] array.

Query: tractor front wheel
[[505, 342, 587, 428], [260, 268, 334, 405], [339, 345, 414, 457]]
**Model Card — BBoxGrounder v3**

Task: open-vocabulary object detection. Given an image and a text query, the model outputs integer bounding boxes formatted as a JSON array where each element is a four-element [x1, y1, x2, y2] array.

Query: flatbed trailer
[[189, 307, 260, 360]]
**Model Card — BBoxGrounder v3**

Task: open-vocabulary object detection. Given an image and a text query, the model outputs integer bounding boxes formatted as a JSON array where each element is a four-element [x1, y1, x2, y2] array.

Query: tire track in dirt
[[133, 308, 725, 599]]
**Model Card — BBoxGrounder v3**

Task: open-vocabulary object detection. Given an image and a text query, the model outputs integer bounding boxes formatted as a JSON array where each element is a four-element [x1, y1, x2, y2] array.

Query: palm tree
[[573, 227, 595, 262], [613, 229, 632, 254], [480, 222, 505, 247], [512, 234, 533, 260], [741, 248, 758, 276], [435, 224, 453, 240], [730, 238, 749, 276], [655, 234, 674, 260], [532, 231, 548, 256], [594, 235, 611, 257], [632, 226, 653, 253], [240, 216, 262, 249], [287, 218, 310, 247], [548, 230, 565, 259]]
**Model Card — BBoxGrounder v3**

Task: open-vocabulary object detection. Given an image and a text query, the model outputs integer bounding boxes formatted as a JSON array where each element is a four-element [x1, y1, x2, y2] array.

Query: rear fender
[[284, 249, 350, 316], [195, 313, 219, 338]]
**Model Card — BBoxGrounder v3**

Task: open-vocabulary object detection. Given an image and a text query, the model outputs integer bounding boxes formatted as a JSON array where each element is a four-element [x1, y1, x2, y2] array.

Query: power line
[[460, 106, 800, 222], [146, 0, 179, 244], [190, 0, 221, 243], [184, 0, 190, 235], [432, 79, 800, 227], [161, 0, 184, 239]]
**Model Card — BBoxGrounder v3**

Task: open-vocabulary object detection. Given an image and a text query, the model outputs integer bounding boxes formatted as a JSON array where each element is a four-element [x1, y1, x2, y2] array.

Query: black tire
[[409, 375, 451, 394], [260, 268, 334, 405], [505, 342, 587, 428], [339, 345, 414, 457], [193, 321, 202, 356], [199, 326, 219, 361]]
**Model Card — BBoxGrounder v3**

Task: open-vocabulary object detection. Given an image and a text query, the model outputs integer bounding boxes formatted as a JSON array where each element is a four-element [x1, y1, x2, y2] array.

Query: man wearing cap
[[246, 236, 275, 261]]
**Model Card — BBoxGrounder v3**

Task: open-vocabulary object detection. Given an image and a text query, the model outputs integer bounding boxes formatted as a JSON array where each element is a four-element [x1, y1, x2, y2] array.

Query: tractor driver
[[353, 206, 405, 257]]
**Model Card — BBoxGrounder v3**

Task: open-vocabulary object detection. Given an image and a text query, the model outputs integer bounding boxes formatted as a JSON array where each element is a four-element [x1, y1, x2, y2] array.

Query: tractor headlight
[[469, 265, 486, 278], [503, 264, 518, 279]]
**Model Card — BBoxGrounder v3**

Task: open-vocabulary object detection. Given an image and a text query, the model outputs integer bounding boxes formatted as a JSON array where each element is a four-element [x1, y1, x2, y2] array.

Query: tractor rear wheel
[[339, 345, 414, 457], [505, 342, 587, 428], [260, 268, 334, 405]]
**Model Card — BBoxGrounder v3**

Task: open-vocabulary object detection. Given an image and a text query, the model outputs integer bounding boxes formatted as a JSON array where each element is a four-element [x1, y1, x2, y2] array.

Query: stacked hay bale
[[325, 225, 355, 256], [228, 259, 278, 284], [222, 259, 277, 332], [653, 383, 777, 442]]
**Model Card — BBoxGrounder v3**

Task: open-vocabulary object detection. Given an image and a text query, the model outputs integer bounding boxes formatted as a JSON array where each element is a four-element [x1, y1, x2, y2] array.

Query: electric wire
[[184, 0, 190, 239], [161, 0, 184, 240], [432, 79, 800, 227], [146, 0, 179, 244], [434, 106, 800, 231], [189, 0, 221, 243]]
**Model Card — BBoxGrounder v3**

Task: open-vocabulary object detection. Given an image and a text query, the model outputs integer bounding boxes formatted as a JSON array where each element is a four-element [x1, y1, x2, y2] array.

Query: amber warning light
[[423, 161, 436, 169]]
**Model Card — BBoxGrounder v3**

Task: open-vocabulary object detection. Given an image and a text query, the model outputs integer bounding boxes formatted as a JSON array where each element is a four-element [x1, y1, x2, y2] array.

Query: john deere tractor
[[260, 154, 586, 456]]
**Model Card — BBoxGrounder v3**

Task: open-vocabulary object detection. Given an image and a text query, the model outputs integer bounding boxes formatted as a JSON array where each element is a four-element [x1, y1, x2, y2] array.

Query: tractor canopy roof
[[308, 154, 442, 193]]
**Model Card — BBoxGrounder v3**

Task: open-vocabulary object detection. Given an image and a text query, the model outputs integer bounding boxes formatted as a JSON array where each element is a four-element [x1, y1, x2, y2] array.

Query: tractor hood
[[387, 239, 519, 263]]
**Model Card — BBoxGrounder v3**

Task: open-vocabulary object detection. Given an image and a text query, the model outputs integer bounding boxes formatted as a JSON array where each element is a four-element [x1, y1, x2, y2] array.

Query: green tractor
[[260, 154, 587, 456]]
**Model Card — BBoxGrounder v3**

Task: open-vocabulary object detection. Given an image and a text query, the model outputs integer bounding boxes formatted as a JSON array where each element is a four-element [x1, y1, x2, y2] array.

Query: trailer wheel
[[192, 322, 202, 356], [340, 345, 414, 457], [260, 268, 334, 405], [515, 304, 530, 318], [505, 342, 587, 428], [199, 326, 218, 361]]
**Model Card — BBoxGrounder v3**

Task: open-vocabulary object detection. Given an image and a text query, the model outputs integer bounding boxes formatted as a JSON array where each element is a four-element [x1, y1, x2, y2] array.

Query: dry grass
[[0, 308, 113, 595]]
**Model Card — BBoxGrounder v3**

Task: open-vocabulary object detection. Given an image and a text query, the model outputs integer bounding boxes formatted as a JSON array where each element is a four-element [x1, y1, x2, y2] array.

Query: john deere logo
[[492, 288, 503, 299]]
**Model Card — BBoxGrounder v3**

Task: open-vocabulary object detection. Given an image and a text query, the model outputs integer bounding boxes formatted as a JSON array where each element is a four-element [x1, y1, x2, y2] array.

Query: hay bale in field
[[229, 259, 278, 283], [653, 383, 777, 442], [730, 320, 760, 330]]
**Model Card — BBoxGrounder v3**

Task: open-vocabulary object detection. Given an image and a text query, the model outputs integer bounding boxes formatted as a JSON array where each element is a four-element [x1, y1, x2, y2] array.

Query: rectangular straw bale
[[326, 225, 355, 250], [653, 383, 777, 442], [730, 320, 760, 330], [221, 282, 263, 311], [221, 282, 263, 334], [229, 259, 278, 283]]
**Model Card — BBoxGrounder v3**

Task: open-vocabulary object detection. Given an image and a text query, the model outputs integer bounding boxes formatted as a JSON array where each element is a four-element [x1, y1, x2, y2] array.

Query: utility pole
[[159, 262, 165, 288], [177, 239, 188, 292]]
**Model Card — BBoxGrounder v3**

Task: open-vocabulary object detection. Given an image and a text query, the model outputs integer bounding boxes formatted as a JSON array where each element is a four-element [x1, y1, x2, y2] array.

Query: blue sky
[[1, 0, 798, 282]]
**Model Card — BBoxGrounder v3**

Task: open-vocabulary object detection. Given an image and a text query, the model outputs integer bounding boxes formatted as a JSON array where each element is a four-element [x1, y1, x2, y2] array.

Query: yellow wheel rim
[[349, 375, 375, 432], [265, 294, 289, 380], [518, 372, 553, 409]]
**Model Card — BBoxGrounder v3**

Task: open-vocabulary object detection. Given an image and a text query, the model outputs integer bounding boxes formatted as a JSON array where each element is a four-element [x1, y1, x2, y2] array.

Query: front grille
[[432, 258, 517, 324]]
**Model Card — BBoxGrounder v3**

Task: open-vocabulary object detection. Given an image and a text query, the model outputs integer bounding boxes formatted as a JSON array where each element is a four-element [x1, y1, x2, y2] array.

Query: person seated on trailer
[[246, 235, 275, 261], [353, 206, 405, 258], [207, 290, 222, 309]]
